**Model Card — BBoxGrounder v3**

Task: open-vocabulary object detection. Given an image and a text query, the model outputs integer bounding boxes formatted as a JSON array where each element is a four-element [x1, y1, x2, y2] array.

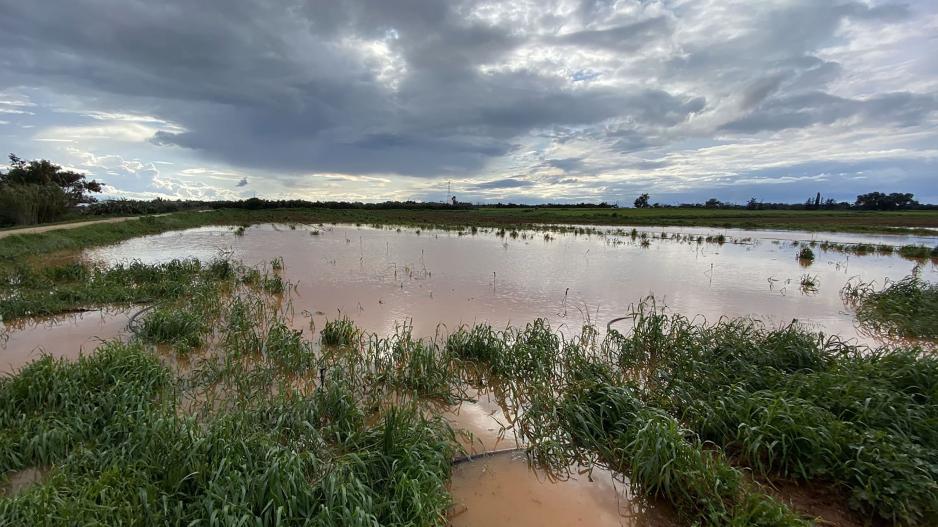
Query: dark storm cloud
[[546, 158, 585, 172], [0, 0, 933, 203], [0, 0, 709, 177], [721, 91, 938, 133], [471, 178, 536, 190]]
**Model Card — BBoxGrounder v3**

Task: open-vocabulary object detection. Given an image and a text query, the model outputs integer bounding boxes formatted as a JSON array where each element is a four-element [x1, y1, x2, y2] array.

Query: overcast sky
[[1, 0, 936, 204]]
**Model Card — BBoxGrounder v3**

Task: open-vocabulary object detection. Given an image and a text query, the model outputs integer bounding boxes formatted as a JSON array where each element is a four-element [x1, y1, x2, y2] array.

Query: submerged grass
[[0, 258, 233, 322], [608, 303, 938, 525], [321, 316, 361, 347], [557, 371, 808, 526], [0, 267, 456, 526], [3, 232, 937, 526], [842, 274, 938, 341]]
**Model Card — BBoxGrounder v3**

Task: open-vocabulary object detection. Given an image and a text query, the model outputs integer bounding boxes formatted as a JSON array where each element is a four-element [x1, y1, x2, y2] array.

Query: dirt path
[[0, 216, 139, 240]]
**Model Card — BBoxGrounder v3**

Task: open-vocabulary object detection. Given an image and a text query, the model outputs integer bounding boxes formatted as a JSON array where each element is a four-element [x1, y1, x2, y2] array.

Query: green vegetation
[[446, 303, 938, 525], [0, 265, 456, 526], [611, 304, 938, 525], [2, 216, 937, 526], [4, 251, 937, 525], [0, 155, 102, 226], [0, 258, 232, 322], [843, 275, 938, 341], [898, 244, 938, 259], [3, 206, 938, 263], [137, 304, 211, 353], [558, 374, 808, 526], [797, 246, 815, 261], [321, 316, 361, 347]]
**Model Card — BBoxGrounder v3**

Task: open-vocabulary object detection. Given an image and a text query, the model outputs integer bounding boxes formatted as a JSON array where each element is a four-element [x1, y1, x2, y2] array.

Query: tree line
[[633, 192, 932, 211], [1, 154, 933, 227]]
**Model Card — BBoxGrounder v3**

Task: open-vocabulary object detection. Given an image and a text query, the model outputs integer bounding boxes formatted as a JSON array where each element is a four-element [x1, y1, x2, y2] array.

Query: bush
[[0, 184, 70, 225]]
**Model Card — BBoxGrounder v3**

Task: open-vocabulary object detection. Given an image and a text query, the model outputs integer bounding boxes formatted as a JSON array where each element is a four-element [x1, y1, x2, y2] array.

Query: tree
[[2, 154, 103, 204], [854, 192, 918, 210], [634, 193, 650, 208], [705, 198, 721, 208], [0, 154, 103, 225], [746, 197, 760, 210]]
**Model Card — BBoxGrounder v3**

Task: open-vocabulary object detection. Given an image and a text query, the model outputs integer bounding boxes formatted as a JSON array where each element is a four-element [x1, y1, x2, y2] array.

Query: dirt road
[[0, 216, 138, 240]]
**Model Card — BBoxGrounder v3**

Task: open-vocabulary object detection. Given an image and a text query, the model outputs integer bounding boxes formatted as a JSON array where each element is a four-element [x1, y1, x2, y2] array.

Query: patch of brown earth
[[761, 478, 875, 527], [1, 466, 49, 497]]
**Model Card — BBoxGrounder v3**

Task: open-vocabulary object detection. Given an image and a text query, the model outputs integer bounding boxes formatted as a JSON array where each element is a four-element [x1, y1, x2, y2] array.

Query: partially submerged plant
[[797, 246, 815, 262], [799, 273, 819, 293], [842, 274, 938, 341], [321, 316, 361, 347]]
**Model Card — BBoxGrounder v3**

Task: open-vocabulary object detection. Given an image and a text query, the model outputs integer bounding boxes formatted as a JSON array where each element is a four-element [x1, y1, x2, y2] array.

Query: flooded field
[[0, 308, 134, 374], [81, 223, 936, 343], [2, 222, 936, 527]]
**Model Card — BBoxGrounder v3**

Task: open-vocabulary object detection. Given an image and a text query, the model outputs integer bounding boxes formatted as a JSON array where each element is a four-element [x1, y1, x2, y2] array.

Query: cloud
[[545, 157, 584, 172], [721, 91, 938, 133], [471, 178, 535, 190], [548, 16, 672, 51], [236, 177, 248, 187], [0, 0, 935, 203]]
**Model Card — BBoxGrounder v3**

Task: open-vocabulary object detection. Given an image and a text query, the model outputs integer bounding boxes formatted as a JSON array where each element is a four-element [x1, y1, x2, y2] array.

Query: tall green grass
[[0, 258, 232, 321], [1, 272, 456, 526], [842, 274, 938, 341], [321, 316, 361, 347], [608, 301, 938, 525]]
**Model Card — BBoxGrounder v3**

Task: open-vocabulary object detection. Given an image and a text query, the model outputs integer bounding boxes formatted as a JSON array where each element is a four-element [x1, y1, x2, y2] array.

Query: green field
[[2, 207, 937, 267], [471, 207, 938, 233]]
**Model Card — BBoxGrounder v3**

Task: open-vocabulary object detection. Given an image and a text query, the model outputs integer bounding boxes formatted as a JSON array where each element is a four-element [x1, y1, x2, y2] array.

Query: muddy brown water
[[450, 454, 677, 527], [2, 223, 936, 525], [82, 223, 937, 342], [1, 308, 135, 374]]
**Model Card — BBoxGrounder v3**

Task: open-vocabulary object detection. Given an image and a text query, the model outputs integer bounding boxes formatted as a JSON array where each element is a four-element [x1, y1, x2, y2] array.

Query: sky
[[1, 0, 936, 205]]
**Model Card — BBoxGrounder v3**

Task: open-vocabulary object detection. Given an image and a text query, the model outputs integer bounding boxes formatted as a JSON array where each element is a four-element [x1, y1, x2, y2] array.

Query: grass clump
[[0, 277, 457, 526], [550, 366, 808, 526], [898, 244, 936, 259], [0, 342, 169, 475], [797, 246, 815, 261], [799, 274, 819, 293], [138, 305, 209, 353], [321, 316, 361, 347], [843, 275, 938, 341]]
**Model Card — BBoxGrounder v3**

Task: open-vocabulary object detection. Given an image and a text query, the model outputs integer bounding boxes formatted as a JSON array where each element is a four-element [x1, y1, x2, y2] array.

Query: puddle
[[0, 308, 135, 375], [442, 387, 678, 527], [83, 223, 937, 344], [444, 388, 517, 454], [449, 455, 676, 527], [1, 466, 49, 497]]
